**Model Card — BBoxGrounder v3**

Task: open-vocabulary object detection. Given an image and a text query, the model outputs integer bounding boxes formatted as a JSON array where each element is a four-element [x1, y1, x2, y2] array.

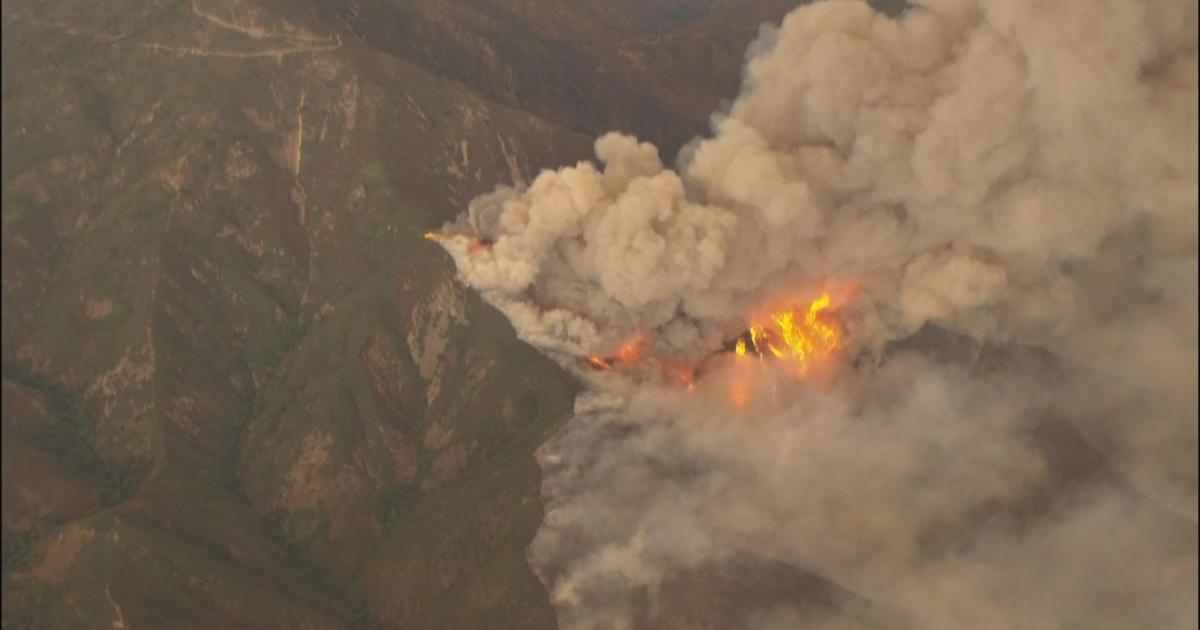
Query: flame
[[730, 291, 842, 407], [615, 335, 645, 363], [738, 292, 839, 373], [586, 355, 613, 370], [662, 362, 697, 392], [423, 231, 442, 241], [576, 292, 842, 402], [585, 334, 645, 372]]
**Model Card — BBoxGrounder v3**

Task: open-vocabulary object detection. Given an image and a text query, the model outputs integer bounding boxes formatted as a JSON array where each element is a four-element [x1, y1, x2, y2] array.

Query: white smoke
[[431, 0, 1198, 627]]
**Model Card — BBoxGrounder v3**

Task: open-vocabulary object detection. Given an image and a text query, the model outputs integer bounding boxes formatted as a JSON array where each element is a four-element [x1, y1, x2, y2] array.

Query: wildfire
[[661, 361, 697, 391], [615, 336, 645, 363], [586, 355, 613, 370], [424, 230, 490, 253], [579, 291, 844, 408], [585, 335, 646, 372], [730, 378, 752, 408], [738, 292, 839, 372], [730, 291, 842, 408]]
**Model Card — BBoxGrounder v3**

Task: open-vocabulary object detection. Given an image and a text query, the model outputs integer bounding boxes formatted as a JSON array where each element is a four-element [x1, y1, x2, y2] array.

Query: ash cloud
[[430, 0, 1198, 627]]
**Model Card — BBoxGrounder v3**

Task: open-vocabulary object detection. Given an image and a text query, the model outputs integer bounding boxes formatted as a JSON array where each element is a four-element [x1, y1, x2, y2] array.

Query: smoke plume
[[431, 0, 1198, 627]]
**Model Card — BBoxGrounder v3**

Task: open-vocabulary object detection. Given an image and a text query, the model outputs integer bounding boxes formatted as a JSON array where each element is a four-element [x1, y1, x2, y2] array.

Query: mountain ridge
[[2, 0, 798, 626]]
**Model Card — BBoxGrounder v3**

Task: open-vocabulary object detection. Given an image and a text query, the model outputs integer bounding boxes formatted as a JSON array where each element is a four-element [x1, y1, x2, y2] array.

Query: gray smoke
[[430, 0, 1198, 627]]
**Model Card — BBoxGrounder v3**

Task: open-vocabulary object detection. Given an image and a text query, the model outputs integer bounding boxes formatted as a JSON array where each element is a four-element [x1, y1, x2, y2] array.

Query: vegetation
[[1, 0, 777, 626]]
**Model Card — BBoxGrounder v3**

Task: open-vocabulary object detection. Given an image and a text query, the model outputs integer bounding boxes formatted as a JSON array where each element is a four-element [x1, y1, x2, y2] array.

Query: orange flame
[[730, 291, 841, 407], [578, 292, 843, 402], [584, 334, 645, 372], [738, 292, 839, 373], [615, 335, 645, 363], [662, 362, 697, 392], [731, 378, 752, 408], [586, 355, 613, 370]]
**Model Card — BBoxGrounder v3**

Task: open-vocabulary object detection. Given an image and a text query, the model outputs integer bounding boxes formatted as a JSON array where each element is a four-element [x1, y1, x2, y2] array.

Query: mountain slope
[[2, 0, 793, 627]]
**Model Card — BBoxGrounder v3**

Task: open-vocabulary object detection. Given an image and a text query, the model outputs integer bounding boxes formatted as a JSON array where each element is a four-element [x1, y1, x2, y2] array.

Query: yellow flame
[[577, 292, 840, 402], [586, 355, 612, 370], [423, 231, 442, 240], [735, 291, 840, 377]]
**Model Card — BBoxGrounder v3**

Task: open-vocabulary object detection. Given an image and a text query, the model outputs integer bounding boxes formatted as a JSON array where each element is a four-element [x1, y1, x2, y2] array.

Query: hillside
[[1, 0, 801, 627]]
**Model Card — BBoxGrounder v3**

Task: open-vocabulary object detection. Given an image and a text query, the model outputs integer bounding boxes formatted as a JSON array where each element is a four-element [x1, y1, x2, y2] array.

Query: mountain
[[1, 0, 805, 627]]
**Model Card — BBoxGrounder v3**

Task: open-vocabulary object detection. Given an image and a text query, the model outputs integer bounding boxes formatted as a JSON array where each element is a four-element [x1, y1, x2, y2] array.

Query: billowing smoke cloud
[[430, 0, 1198, 627]]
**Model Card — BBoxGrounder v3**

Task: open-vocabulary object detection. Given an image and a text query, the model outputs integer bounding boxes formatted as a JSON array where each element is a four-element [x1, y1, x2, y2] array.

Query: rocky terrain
[[0, 0, 818, 626]]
